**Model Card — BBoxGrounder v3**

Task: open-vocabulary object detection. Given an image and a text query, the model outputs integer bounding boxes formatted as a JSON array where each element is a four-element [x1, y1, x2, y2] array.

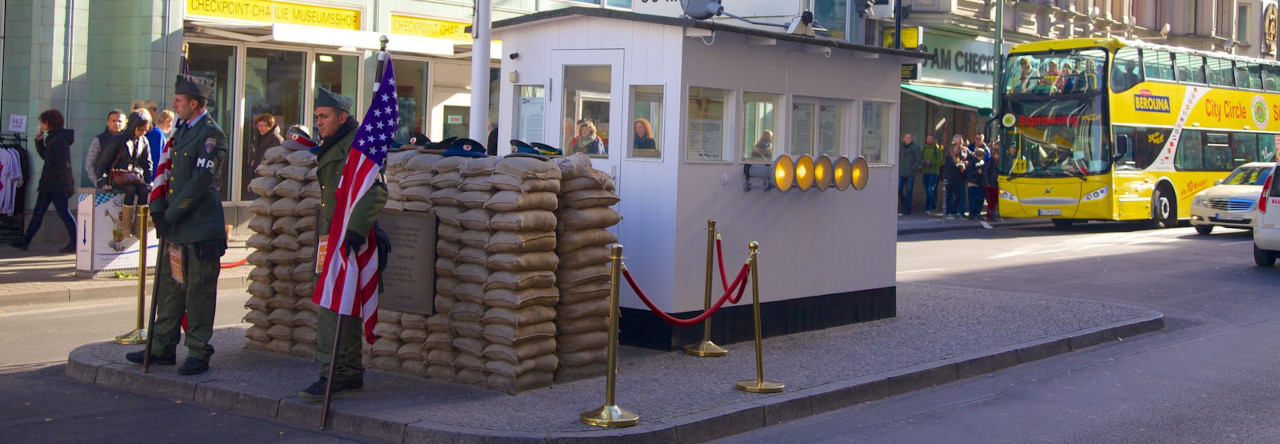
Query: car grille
[[1209, 198, 1255, 212]]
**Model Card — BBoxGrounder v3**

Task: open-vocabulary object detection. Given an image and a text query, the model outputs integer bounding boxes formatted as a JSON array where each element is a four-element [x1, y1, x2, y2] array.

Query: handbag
[[109, 140, 145, 186]]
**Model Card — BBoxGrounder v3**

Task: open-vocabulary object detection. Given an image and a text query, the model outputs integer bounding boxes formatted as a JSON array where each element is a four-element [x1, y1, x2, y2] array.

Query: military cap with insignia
[[175, 74, 215, 99], [442, 138, 489, 158], [315, 87, 354, 114]]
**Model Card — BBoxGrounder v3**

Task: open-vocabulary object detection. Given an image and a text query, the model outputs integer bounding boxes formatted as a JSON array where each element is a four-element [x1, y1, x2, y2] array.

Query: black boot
[[125, 350, 175, 365], [177, 358, 209, 375], [12, 240, 28, 251]]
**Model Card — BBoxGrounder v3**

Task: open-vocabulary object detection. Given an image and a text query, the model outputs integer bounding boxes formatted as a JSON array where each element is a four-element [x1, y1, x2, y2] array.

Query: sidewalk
[[0, 244, 252, 307], [66, 283, 1163, 443], [897, 212, 1050, 235]]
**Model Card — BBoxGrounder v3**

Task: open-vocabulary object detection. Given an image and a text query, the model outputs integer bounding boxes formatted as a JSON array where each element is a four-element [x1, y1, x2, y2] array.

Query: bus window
[[1006, 50, 1105, 95], [1266, 66, 1280, 91], [1241, 62, 1263, 90], [1133, 127, 1170, 170], [1206, 58, 1234, 87], [1233, 133, 1260, 166], [1142, 49, 1175, 81], [1111, 47, 1142, 92], [1175, 54, 1206, 83], [1205, 133, 1232, 170], [1114, 127, 1136, 170], [1262, 134, 1279, 162], [1175, 129, 1204, 171]]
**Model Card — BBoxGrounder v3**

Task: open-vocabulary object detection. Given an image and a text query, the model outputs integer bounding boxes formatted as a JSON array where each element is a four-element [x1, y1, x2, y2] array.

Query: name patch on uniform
[[204, 137, 218, 153], [196, 158, 214, 169]]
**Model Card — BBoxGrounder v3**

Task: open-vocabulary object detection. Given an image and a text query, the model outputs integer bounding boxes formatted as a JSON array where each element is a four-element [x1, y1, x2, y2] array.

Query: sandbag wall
[[241, 152, 619, 394], [243, 146, 322, 359]]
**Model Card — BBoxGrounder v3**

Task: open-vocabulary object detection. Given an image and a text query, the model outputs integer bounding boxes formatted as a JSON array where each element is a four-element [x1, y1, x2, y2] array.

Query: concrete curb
[[65, 311, 1164, 443], [0, 274, 248, 308]]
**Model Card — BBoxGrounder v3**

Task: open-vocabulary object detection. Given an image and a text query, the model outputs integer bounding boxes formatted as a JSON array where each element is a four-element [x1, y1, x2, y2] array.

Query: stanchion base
[[684, 340, 728, 357], [736, 379, 786, 393], [114, 329, 148, 345], [579, 405, 639, 427]]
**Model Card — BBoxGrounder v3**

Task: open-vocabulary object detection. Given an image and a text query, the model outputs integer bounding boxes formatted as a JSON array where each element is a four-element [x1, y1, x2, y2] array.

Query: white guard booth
[[492, 8, 927, 349], [75, 189, 159, 276]]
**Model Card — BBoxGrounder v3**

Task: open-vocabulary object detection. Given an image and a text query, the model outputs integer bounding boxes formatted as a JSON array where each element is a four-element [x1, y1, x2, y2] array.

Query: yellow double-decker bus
[[997, 38, 1280, 228]]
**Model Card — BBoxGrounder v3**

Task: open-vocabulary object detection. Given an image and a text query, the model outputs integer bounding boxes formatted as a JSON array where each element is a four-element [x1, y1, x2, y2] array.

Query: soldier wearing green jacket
[[299, 88, 388, 399], [126, 73, 228, 376]]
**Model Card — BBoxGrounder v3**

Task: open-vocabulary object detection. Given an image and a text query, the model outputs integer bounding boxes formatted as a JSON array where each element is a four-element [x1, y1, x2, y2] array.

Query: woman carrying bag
[[95, 110, 152, 239]]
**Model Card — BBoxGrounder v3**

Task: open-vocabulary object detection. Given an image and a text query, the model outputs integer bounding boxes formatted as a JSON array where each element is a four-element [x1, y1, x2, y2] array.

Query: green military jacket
[[921, 143, 945, 174], [153, 112, 228, 245], [316, 121, 388, 238]]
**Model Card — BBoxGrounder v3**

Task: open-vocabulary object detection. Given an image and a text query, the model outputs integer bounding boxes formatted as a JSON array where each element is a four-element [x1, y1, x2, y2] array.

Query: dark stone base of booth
[[619, 286, 896, 351]]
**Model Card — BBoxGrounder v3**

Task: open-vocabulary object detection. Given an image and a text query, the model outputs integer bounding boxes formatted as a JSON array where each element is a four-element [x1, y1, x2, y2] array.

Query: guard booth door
[[550, 49, 625, 189]]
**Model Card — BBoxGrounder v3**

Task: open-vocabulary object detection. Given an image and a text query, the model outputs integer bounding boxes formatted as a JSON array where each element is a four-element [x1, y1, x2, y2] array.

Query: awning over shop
[[900, 83, 992, 112]]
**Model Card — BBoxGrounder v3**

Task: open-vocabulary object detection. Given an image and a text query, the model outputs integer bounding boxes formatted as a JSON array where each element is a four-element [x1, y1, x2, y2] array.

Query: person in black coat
[[95, 110, 153, 239], [14, 109, 77, 252]]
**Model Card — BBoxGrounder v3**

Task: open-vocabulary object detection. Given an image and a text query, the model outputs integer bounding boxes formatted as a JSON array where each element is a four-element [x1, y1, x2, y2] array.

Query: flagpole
[[319, 35, 390, 431]]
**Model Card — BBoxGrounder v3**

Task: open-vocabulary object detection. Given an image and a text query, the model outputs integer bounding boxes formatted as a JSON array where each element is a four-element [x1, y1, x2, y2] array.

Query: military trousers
[[152, 241, 221, 362], [316, 307, 365, 384]]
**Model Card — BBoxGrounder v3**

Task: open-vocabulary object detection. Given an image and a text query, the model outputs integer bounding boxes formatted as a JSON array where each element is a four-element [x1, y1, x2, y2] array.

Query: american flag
[[149, 53, 189, 204], [313, 55, 396, 344]]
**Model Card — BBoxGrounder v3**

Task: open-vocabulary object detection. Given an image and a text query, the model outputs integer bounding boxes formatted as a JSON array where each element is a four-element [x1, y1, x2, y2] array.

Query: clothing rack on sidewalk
[[0, 132, 30, 242]]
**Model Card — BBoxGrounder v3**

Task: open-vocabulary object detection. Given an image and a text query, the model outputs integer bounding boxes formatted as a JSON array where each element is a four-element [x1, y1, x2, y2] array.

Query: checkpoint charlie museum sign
[[919, 31, 1008, 86]]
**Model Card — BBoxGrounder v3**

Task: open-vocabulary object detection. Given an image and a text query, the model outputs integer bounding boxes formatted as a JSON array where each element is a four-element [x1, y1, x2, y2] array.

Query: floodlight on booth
[[850, 156, 869, 191], [832, 156, 853, 191], [813, 155, 833, 190], [742, 154, 797, 192], [794, 155, 815, 191]]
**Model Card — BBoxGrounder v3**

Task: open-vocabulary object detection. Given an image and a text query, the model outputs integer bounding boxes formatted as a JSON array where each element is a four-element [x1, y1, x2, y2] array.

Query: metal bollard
[[579, 244, 639, 427], [115, 207, 149, 345], [685, 220, 728, 357], [735, 241, 785, 394]]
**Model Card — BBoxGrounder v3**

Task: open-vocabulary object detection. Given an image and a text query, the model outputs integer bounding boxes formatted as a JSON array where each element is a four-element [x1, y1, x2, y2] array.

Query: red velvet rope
[[715, 237, 747, 304], [622, 263, 750, 327]]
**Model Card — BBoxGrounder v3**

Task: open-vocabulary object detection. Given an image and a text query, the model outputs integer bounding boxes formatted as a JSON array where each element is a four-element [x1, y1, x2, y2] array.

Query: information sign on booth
[[75, 191, 159, 274]]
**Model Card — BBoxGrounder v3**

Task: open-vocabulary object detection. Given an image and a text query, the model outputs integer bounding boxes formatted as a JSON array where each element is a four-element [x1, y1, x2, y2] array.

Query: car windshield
[[999, 96, 1109, 178], [1005, 49, 1109, 96], [1222, 165, 1274, 185]]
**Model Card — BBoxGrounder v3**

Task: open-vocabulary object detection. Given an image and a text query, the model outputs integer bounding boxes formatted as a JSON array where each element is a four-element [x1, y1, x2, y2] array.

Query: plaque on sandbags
[[379, 209, 437, 315]]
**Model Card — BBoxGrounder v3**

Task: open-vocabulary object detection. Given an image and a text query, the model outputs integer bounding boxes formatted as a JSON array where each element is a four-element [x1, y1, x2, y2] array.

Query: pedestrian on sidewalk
[[95, 110, 153, 239], [966, 147, 988, 220], [13, 109, 76, 252], [921, 134, 944, 214], [984, 140, 1002, 221], [125, 73, 228, 376], [943, 135, 967, 220], [898, 133, 921, 215], [299, 87, 387, 400]]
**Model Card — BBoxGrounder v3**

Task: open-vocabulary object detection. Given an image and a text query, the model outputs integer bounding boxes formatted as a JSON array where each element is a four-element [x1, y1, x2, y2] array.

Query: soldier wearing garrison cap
[[125, 72, 228, 376], [299, 87, 387, 400]]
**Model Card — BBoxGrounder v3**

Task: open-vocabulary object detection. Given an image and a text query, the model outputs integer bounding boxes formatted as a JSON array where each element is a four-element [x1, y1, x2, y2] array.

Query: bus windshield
[[1005, 49, 1108, 96], [1000, 96, 1109, 178]]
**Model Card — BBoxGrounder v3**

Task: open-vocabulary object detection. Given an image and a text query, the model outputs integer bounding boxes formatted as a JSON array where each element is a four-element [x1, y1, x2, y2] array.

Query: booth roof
[[484, 7, 933, 62]]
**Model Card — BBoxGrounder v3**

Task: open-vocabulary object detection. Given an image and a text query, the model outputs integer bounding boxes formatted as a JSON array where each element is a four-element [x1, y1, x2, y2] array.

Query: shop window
[[443, 105, 471, 141], [514, 85, 546, 146], [562, 65, 612, 157], [629, 85, 663, 159], [742, 92, 780, 163], [186, 42, 237, 201], [392, 59, 429, 146], [861, 101, 893, 164], [686, 87, 730, 162], [242, 47, 306, 201]]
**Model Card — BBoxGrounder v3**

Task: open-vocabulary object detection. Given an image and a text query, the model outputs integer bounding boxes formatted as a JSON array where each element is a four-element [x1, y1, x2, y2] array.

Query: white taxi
[[1255, 164, 1280, 266], [1190, 162, 1276, 235]]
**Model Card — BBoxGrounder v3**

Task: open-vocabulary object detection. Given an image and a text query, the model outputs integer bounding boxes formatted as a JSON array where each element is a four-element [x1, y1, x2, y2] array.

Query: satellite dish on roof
[[682, 0, 724, 20]]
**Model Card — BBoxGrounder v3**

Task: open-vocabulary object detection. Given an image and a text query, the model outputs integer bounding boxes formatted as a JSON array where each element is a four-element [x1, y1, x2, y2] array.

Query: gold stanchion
[[580, 244, 639, 427], [115, 207, 149, 345], [735, 241, 785, 394], [685, 219, 728, 357]]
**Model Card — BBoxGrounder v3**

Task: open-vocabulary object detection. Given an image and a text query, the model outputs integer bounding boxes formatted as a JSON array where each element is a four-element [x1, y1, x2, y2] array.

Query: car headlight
[[1000, 189, 1017, 202], [1081, 186, 1109, 202], [1193, 195, 1208, 206]]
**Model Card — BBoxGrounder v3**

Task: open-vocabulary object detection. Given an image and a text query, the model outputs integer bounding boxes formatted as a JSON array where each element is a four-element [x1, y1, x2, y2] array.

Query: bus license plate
[[1038, 209, 1062, 216]]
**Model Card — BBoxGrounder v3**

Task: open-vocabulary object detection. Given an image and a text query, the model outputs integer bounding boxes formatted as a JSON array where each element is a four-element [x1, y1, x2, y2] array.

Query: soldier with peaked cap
[[125, 73, 228, 376], [299, 87, 388, 400]]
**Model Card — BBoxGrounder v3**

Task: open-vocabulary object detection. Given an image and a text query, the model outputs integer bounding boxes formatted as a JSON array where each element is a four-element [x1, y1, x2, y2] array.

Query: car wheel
[[1194, 225, 1213, 235], [1152, 187, 1177, 229], [1052, 219, 1074, 229], [1255, 244, 1277, 267]]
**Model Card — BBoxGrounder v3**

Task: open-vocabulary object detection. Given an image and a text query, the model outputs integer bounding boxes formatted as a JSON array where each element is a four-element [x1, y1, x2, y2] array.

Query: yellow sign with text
[[390, 15, 471, 42], [186, 0, 362, 31]]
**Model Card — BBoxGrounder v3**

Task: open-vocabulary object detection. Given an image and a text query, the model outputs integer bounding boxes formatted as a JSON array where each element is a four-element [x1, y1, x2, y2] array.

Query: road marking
[[897, 268, 947, 274], [1220, 240, 1253, 246]]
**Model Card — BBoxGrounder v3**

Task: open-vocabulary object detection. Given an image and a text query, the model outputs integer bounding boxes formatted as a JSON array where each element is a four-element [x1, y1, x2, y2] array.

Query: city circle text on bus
[[1204, 99, 1251, 123]]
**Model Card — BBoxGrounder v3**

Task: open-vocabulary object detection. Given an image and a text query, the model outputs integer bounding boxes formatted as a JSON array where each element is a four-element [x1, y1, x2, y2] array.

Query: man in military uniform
[[299, 87, 387, 399], [125, 73, 228, 376]]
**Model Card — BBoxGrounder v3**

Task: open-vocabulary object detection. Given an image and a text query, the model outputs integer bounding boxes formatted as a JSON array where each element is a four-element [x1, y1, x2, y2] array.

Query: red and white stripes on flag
[[312, 55, 397, 344], [148, 134, 172, 203]]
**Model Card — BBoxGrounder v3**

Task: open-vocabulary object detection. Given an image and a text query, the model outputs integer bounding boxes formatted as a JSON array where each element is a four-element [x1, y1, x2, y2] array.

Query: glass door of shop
[[551, 49, 625, 185], [241, 46, 306, 200], [186, 42, 238, 201], [391, 57, 430, 147]]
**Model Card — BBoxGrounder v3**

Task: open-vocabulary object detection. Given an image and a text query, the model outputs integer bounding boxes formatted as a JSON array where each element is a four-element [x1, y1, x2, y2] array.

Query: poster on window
[[791, 104, 814, 156], [818, 105, 840, 156], [517, 97, 545, 144], [688, 119, 724, 161]]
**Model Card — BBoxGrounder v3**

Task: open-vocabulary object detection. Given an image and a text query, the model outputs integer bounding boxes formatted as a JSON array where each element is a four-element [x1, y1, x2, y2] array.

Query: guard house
[[491, 8, 928, 350]]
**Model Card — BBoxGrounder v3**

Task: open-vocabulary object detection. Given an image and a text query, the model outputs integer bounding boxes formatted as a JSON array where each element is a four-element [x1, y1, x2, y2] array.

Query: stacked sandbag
[[384, 149, 439, 213], [450, 157, 502, 388], [243, 145, 322, 359], [552, 154, 622, 383], [424, 156, 470, 382], [480, 155, 562, 393], [367, 309, 405, 371]]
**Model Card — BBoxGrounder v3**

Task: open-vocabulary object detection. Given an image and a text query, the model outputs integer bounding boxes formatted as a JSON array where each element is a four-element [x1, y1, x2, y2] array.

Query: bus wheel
[[1152, 186, 1177, 229], [1052, 219, 1074, 229]]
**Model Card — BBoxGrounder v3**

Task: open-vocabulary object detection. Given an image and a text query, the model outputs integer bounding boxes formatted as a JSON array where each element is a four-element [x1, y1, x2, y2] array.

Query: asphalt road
[[714, 222, 1280, 444]]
